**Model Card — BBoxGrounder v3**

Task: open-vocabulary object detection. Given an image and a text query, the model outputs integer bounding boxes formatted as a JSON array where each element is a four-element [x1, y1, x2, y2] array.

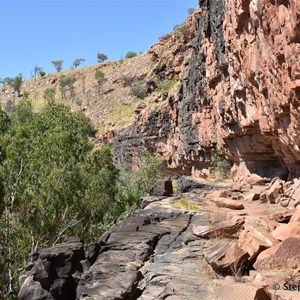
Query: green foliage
[[210, 146, 230, 176], [39, 71, 46, 77], [130, 80, 147, 99], [135, 151, 163, 193], [59, 76, 77, 100], [75, 98, 82, 106], [157, 79, 177, 93], [125, 51, 137, 59], [97, 53, 108, 63], [21, 91, 30, 100], [43, 87, 56, 103], [4, 74, 23, 97], [0, 101, 143, 296], [52, 60, 63, 72], [121, 75, 136, 87], [3, 99, 16, 115], [95, 70, 107, 94], [71, 58, 85, 69], [94, 69, 105, 81]]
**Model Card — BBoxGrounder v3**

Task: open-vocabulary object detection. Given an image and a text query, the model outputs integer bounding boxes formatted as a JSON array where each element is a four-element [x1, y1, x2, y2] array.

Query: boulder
[[279, 178, 300, 208], [215, 281, 271, 300], [204, 243, 249, 275], [245, 192, 261, 201], [212, 198, 245, 210], [18, 237, 85, 300], [150, 178, 173, 196], [254, 237, 300, 271], [193, 215, 245, 238], [271, 222, 300, 241], [260, 177, 284, 203], [177, 176, 204, 193], [249, 270, 290, 290], [238, 225, 278, 261]]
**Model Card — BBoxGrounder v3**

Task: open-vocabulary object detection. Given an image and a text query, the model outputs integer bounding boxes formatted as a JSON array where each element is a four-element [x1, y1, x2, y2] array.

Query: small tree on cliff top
[[52, 60, 63, 72]]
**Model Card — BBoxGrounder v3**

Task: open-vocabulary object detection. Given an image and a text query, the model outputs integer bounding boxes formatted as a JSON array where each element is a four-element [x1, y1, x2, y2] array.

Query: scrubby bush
[[97, 53, 108, 63], [135, 151, 163, 193], [210, 146, 230, 176], [173, 23, 189, 37], [125, 51, 137, 59], [43, 87, 56, 103], [157, 79, 177, 93], [121, 75, 136, 87], [39, 71, 46, 77], [130, 80, 147, 99]]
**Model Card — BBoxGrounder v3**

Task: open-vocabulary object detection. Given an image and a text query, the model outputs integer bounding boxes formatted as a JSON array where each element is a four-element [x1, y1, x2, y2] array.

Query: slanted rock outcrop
[[19, 188, 219, 300]]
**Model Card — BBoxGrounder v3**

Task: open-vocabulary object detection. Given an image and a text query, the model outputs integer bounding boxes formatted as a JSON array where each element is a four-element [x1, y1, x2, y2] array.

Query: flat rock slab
[[193, 215, 245, 238], [254, 237, 300, 271], [215, 282, 271, 300], [212, 198, 245, 210], [77, 207, 216, 300], [271, 222, 300, 241]]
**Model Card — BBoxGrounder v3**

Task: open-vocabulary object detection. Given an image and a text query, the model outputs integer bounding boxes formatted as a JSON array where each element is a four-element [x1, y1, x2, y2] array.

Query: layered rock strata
[[113, 0, 300, 180]]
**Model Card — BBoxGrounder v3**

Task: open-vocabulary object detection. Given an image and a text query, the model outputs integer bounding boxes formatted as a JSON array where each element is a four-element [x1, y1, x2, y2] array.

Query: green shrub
[[125, 51, 137, 59], [210, 146, 230, 176], [135, 151, 163, 193], [75, 98, 82, 106], [39, 71, 46, 77], [43, 87, 56, 103], [157, 79, 177, 93], [130, 80, 147, 99], [3, 100, 16, 115], [121, 75, 136, 87]]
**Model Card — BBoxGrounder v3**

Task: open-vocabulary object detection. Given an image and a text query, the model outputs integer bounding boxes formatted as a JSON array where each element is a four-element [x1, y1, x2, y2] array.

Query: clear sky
[[1, 0, 198, 79]]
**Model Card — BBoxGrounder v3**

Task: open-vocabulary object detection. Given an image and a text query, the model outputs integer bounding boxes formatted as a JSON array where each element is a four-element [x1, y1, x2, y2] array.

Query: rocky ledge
[[19, 189, 216, 300], [19, 178, 300, 300]]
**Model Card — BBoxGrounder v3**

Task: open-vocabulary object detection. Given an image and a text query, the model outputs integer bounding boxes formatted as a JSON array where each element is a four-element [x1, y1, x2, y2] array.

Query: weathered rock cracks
[[19, 178, 300, 300], [112, 0, 300, 182], [19, 188, 216, 300]]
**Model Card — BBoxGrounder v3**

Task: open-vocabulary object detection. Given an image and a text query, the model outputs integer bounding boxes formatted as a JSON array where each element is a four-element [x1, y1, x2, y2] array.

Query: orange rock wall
[[113, 0, 300, 180]]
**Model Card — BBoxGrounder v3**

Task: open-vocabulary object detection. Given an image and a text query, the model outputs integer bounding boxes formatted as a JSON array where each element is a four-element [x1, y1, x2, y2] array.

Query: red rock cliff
[[112, 0, 300, 181]]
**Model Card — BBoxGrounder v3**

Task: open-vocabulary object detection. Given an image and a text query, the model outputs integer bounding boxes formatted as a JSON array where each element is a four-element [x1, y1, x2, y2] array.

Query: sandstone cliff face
[[113, 0, 300, 181]]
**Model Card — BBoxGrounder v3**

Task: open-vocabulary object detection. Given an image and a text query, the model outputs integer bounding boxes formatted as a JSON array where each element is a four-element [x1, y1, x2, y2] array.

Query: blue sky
[[1, 0, 198, 79]]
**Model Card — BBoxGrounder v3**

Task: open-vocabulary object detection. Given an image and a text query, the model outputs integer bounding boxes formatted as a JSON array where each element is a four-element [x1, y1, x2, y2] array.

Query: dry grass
[[0, 15, 197, 142], [172, 198, 199, 211]]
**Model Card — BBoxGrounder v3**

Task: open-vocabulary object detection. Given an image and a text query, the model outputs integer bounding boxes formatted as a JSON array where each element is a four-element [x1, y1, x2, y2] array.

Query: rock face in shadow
[[112, 0, 300, 181], [18, 237, 85, 300]]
